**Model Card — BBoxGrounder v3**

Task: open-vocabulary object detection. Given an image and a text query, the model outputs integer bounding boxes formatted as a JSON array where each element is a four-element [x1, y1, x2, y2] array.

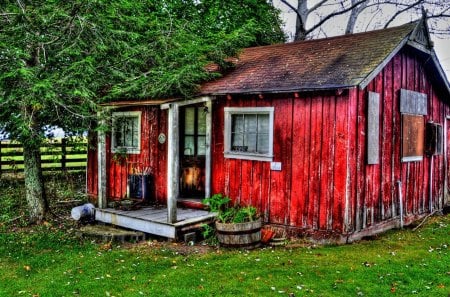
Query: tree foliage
[[0, 0, 284, 139], [0, 0, 284, 222]]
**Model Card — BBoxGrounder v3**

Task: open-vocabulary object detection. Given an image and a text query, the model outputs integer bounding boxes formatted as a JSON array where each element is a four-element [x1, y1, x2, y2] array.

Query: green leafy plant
[[200, 223, 219, 245], [202, 194, 259, 224]]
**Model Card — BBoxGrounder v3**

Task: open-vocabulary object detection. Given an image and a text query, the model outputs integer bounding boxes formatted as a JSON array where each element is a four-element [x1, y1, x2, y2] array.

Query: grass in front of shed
[[0, 177, 448, 296]]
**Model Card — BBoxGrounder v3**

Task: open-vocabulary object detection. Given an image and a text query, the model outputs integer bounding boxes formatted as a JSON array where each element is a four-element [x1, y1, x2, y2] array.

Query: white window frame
[[111, 111, 142, 154], [224, 107, 274, 162]]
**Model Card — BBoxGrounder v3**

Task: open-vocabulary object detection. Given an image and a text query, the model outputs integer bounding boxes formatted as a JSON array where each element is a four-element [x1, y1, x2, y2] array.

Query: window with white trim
[[224, 107, 274, 161], [112, 111, 141, 154]]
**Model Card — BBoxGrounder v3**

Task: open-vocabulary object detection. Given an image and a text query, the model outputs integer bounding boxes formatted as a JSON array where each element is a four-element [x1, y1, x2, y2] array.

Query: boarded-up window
[[400, 89, 427, 162], [400, 89, 427, 115], [367, 92, 380, 164], [402, 114, 424, 162]]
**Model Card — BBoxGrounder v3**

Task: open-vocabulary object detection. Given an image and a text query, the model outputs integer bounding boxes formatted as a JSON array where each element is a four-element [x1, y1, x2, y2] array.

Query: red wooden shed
[[87, 18, 450, 242]]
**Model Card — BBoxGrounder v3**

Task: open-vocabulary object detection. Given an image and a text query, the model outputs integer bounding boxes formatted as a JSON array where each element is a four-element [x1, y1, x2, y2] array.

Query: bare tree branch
[[309, 0, 331, 14], [304, 0, 368, 37], [383, 0, 423, 28]]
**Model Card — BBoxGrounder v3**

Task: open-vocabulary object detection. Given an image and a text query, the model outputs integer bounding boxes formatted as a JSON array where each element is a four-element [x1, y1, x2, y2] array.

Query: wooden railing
[[0, 139, 87, 176]]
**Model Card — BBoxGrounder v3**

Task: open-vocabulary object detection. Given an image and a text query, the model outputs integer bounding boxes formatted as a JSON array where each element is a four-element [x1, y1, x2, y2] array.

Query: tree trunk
[[294, 0, 308, 41], [23, 140, 48, 223], [345, 0, 367, 34], [22, 108, 48, 223]]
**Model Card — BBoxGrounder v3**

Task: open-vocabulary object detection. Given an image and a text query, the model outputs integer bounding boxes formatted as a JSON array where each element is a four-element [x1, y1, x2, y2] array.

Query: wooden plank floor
[[95, 207, 216, 239]]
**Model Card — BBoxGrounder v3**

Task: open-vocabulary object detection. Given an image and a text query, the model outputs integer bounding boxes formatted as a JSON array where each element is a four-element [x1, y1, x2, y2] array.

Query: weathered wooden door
[[180, 106, 206, 198]]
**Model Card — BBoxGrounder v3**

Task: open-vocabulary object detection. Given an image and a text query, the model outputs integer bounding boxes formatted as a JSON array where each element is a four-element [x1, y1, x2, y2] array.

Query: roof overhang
[[201, 84, 357, 97], [99, 98, 178, 108]]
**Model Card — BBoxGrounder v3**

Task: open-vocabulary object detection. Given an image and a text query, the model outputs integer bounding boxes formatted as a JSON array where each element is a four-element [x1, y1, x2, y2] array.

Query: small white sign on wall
[[270, 162, 282, 171]]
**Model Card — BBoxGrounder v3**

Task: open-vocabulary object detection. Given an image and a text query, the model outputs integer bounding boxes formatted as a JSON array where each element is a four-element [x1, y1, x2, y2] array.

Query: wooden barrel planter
[[215, 218, 262, 249]]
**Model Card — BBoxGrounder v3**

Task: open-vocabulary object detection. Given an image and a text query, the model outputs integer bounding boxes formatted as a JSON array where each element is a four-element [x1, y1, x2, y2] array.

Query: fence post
[[0, 140, 2, 178], [61, 138, 67, 172]]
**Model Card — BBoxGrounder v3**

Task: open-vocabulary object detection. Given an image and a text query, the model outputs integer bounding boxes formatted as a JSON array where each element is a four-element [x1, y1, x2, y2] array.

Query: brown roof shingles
[[200, 22, 417, 95]]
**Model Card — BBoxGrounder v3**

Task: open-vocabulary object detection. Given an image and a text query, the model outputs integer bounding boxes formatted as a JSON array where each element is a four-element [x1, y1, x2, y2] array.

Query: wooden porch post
[[205, 99, 212, 199], [98, 111, 107, 209], [167, 103, 180, 223]]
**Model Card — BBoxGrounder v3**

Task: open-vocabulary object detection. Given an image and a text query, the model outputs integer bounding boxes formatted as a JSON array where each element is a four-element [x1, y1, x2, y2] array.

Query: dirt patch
[[123, 238, 219, 256]]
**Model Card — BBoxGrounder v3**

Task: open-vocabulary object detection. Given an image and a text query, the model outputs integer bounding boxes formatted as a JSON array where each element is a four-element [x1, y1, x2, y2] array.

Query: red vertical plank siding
[[290, 95, 309, 227], [211, 99, 226, 196], [155, 109, 168, 203], [308, 95, 323, 229], [255, 96, 273, 221], [333, 95, 349, 233], [373, 72, 384, 222], [381, 62, 394, 220], [269, 98, 293, 225], [392, 54, 402, 219], [240, 160, 252, 205], [355, 88, 366, 230], [300, 96, 312, 227], [250, 161, 262, 210], [346, 88, 358, 232], [319, 94, 335, 230]]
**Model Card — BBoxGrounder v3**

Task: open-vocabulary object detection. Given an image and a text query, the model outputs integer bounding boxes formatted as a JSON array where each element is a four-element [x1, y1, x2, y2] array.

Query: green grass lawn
[[0, 177, 448, 297]]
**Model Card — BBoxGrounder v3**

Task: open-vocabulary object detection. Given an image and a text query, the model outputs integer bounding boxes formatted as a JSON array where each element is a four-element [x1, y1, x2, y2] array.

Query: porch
[[95, 206, 216, 239]]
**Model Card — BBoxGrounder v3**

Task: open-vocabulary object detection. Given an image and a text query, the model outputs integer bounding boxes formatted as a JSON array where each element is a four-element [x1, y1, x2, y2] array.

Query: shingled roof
[[200, 20, 448, 96]]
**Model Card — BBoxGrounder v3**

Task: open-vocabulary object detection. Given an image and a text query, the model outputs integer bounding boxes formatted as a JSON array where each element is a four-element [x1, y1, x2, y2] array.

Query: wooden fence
[[0, 139, 88, 176]]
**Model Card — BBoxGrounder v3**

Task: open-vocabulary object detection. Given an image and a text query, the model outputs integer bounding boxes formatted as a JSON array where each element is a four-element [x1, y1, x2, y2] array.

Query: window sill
[[224, 152, 273, 162], [401, 156, 423, 162], [112, 148, 141, 155]]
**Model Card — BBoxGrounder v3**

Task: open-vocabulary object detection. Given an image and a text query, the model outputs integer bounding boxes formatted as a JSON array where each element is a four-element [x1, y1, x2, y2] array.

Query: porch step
[[76, 225, 145, 243], [95, 207, 216, 240]]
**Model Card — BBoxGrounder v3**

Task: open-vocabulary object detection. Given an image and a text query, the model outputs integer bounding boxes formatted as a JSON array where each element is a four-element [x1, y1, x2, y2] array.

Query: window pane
[[198, 108, 206, 135], [197, 136, 206, 155], [115, 116, 139, 148], [232, 115, 244, 133], [244, 132, 257, 152], [184, 136, 195, 156], [231, 132, 244, 149], [258, 114, 269, 131], [245, 114, 257, 132], [184, 108, 195, 135], [257, 132, 269, 153], [116, 129, 124, 147]]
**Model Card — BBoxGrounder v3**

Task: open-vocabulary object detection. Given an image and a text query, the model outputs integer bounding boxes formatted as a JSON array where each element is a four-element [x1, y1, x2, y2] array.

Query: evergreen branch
[[0, 13, 18, 17]]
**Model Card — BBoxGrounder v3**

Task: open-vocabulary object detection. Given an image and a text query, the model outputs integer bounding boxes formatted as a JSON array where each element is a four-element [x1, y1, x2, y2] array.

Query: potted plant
[[202, 194, 261, 248]]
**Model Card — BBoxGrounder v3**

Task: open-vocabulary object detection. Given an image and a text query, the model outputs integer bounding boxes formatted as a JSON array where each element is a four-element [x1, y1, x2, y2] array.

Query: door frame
[[444, 116, 450, 207], [162, 96, 213, 223], [179, 105, 208, 198]]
